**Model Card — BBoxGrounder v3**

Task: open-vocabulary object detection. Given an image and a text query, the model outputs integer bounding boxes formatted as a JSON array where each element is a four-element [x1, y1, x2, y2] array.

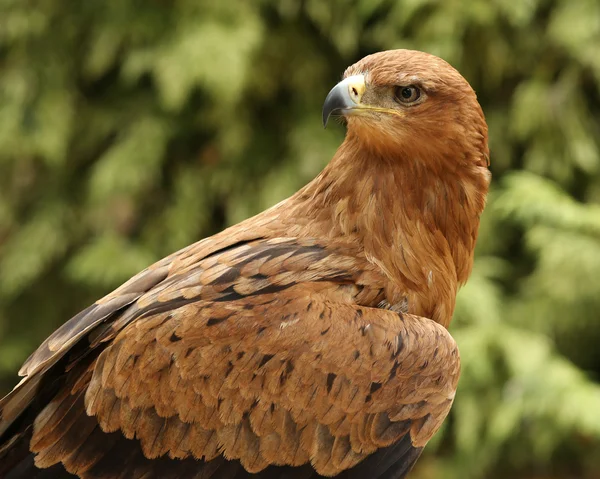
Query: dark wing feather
[[5, 429, 422, 479], [0, 238, 457, 478], [0, 231, 266, 438], [0, 267, 169, 438]]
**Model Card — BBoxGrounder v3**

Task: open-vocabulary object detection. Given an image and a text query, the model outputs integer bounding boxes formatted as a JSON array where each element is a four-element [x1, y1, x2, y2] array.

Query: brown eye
[[395, 85, 421, 104]]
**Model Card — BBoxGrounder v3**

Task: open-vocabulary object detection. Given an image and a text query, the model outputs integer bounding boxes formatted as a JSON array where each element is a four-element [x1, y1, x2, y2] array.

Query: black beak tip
[[322, 110, 331, 128], [322, 85, 348, 129]]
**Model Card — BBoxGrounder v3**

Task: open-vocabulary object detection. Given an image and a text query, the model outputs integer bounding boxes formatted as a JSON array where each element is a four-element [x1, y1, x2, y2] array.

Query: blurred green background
[[1, 0, 600, 478]]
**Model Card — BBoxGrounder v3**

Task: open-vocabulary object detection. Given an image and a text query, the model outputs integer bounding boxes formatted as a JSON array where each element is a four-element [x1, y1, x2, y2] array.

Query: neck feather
[[289, 134, 490, 325]]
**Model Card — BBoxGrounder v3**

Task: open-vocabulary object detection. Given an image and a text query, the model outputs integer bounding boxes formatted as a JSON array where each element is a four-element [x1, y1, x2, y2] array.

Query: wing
[[0, 229, 265, 437], [0, 238, 459, 479]]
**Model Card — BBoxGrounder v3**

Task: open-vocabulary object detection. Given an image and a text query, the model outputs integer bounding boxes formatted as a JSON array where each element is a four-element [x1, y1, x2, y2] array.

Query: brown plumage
[[0, 49, 490, 478]]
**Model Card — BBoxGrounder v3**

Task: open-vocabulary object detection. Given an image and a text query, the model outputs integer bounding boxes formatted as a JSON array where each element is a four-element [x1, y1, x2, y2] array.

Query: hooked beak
[[322, 74, 366, 127]]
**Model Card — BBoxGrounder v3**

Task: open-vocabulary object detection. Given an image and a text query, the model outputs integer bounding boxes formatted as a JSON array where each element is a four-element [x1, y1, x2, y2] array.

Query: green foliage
[[1, 0, 600, 477]]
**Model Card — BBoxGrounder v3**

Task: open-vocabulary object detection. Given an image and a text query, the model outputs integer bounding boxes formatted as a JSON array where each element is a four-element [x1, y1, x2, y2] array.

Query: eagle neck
[[292, 133, 489, 325]]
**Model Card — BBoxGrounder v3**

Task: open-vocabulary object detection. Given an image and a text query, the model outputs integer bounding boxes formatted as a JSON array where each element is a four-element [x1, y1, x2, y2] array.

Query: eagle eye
[[394, 86, 421, 104]]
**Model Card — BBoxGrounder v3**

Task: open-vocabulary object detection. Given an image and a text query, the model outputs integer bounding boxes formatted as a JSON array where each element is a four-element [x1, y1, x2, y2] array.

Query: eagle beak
[[322, 74, 366, 128]]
